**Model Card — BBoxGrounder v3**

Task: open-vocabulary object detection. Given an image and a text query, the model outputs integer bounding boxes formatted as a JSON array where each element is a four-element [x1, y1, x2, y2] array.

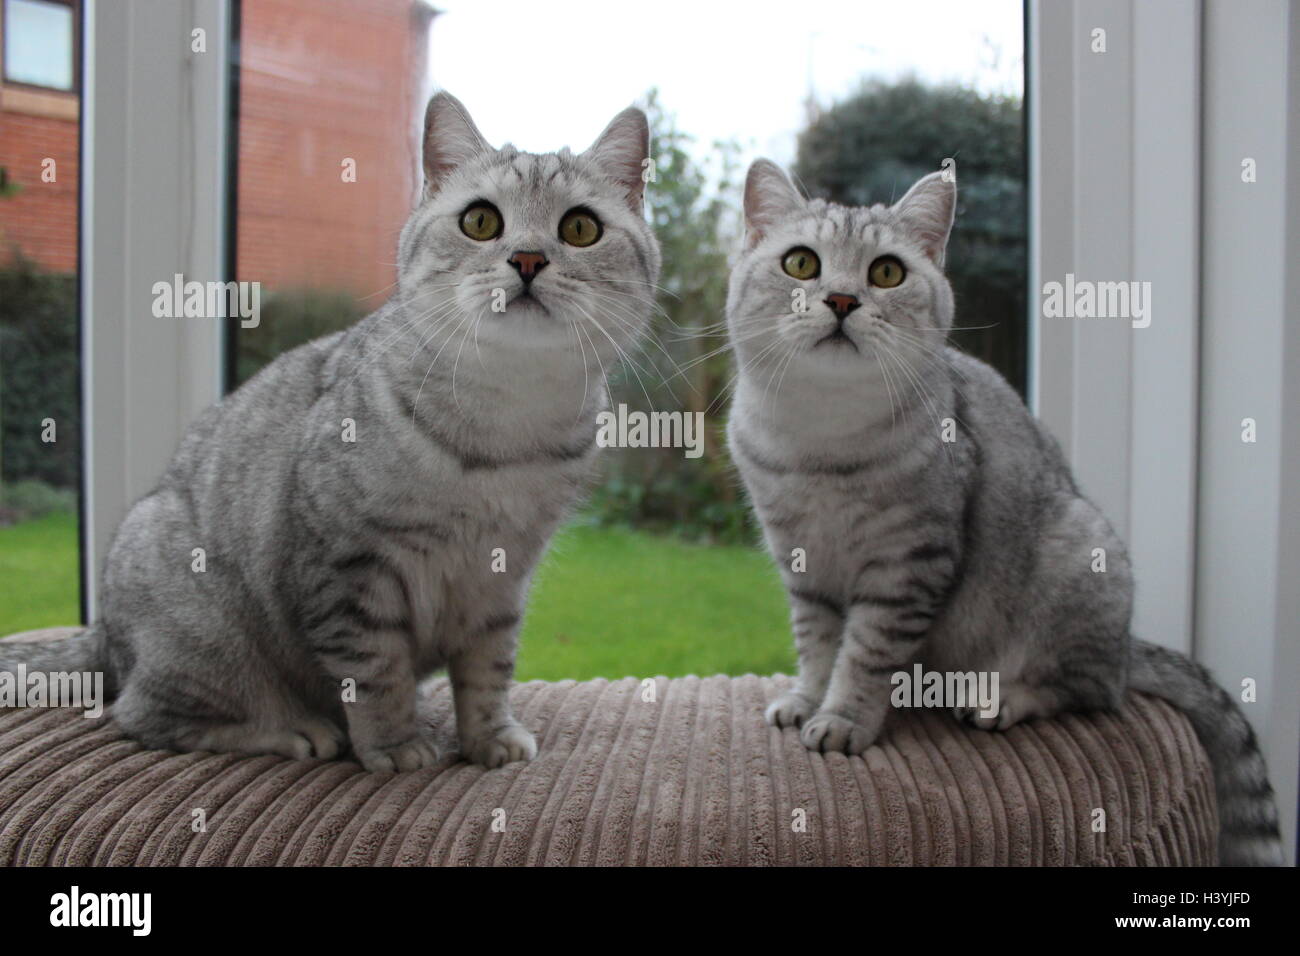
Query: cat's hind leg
[[952, 635, 1126, 732], [179, 718, 346, 760], [113, 675, 346, 760], [953, 683, 1061, 731]]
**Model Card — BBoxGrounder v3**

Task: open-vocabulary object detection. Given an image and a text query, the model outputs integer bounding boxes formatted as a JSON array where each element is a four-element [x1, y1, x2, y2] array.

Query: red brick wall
[[0, 0, 431, 293], [0, 106, 79, 274], [237, 0, 433, 297]]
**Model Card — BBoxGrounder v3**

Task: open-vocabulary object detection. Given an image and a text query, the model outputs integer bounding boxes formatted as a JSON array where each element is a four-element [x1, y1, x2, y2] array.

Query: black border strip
[[1020, 0, 1031, 397], [221, 0, 242, 395], [74, 0, 87, 625]]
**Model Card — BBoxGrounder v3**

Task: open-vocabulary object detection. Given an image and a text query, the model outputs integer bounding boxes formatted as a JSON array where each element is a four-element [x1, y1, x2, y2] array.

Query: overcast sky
[[428, 0, 1023, 170]]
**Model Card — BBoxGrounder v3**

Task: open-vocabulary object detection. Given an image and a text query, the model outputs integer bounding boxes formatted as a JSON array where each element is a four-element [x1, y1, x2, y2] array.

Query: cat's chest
[[755, 476, 918, 588], [436, 452, 590, 531], [392, 465, 582, 651]]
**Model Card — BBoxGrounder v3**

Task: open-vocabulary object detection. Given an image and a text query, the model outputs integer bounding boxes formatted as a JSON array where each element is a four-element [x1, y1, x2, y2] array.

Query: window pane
[[224, 0, 1025, 682], [4, 0, 75, 91], [230, 0, 432, 386], [0, 0, 82, 632], [430, 0, 1026, 680]]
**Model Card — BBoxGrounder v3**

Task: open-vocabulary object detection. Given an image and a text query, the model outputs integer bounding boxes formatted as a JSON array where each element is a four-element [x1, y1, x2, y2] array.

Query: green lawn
[[517, 522, 793, 681], [0, 511, 81, 634], [0, 514, 794, 680]]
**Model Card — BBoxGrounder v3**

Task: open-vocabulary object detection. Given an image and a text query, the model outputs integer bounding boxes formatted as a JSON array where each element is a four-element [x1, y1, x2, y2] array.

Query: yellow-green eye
[[782, 247, 820, 280], [460, 203, 502, 241], [868, 255, 905, 288], [559, 208, 602, 247]]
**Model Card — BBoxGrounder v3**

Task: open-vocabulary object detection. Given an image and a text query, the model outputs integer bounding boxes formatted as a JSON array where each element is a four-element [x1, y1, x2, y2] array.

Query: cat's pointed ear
[[743, 160, 804, 248], [584, 106, 650, 212], [422, 91, 492, 197], [892, 171, 956, 266]]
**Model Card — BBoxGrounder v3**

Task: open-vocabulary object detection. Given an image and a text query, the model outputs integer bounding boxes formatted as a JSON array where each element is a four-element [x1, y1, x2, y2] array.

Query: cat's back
[[944, 346, 1072, 484], [152, 328, 349, 523], [940, 345, 1089, 567], [187, 330, 342, 449], [101, 327, 350, 624]]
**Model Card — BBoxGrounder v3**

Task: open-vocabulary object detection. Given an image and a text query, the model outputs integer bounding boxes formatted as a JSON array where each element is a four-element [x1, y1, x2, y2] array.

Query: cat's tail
[[1127, 638, 1284, 866], [0, 625, 117, 698]]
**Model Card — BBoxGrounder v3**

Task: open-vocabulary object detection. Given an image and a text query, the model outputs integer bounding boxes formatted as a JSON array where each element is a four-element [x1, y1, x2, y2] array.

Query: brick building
[[0, 0, 435, 298], [0, 0, 79, 274], [236, 0, 436, 295]]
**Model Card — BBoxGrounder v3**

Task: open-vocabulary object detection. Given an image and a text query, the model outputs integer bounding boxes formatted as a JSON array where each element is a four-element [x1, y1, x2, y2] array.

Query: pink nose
[[509, 251, 549, 282], [825, 293, 860, 319]]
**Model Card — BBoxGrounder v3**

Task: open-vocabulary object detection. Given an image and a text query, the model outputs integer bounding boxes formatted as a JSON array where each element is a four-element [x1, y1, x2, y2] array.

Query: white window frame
[[77, 0, 1297, 862], [81, 0, 230, 613], [1030, 0, 1299, 862]]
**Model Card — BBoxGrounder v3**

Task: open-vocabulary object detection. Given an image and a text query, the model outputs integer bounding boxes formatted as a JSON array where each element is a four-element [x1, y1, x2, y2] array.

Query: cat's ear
[[892, 171, 956, 266], [584, 106, 650, 212], [422, 91, 492, 196], [743, 160, 804, 248]]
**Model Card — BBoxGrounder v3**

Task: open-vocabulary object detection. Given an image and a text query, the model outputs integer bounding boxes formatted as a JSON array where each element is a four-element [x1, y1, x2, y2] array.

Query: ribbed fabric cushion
[[0, 628, 1217, 865]]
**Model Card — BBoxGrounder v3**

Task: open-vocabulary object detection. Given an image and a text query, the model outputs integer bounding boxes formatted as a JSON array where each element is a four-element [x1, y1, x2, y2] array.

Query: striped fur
[[726, 160, 1283, 865], [0, 93, 660, 772]]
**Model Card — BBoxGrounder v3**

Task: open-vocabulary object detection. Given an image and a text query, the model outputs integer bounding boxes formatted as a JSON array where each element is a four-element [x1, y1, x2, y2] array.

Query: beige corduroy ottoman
[[0, 627, 1217, 865]]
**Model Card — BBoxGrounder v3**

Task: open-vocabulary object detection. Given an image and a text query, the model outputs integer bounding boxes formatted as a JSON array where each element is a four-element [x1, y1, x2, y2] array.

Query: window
[[0, 0, 81, 633], [227, 0, 434, 387], [2, 0, 76, 92], [423, 0, 1027, 680]]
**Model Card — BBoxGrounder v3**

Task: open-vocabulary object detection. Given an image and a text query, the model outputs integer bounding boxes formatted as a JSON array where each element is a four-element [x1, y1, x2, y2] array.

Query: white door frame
[[1030, 0, 1299, 863], [80, 0, 231, 613]]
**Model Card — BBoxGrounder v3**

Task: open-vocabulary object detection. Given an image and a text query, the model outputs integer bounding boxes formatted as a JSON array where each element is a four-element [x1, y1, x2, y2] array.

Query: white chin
[[506, 296, 553, 317]]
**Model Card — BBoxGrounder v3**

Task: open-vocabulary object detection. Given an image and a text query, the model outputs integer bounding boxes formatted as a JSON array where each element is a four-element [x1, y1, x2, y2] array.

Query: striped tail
[[1128, 639, 1284, 866], [0, 625, 116, 697]]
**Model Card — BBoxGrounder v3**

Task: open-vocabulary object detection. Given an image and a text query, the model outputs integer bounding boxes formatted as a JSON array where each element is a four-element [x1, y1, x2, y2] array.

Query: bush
[[234, 287, 364, 385], [0, 478, 76, 526], [587, 451, 758, 545], [794, 77, 1028, 393], [0, 258, 79, 489]]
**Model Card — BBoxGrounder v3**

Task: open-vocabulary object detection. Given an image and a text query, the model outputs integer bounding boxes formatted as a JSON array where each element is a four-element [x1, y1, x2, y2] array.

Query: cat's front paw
[[765, 692, 817, 729], [462, 723, 537, 769], [355, 736, 439, 773], [800, 711, 879, 755]]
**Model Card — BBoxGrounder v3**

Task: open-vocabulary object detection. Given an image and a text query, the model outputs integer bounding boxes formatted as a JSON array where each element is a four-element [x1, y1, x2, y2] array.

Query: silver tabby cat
[[1, 93, 660, 772], [726, 159, 1283, 866]]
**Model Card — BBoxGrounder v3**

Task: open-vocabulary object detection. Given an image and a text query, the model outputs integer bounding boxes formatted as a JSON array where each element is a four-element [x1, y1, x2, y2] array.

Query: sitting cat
[[725, 159, 1282, 865], [2, 93, 660, 772]]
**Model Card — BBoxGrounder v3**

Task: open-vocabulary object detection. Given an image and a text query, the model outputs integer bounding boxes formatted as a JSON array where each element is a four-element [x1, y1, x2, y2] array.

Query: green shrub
[[0, 258, 79, 489], [794, 77, 1028, 394], [587, 459, 758, 545], [234, 287, 364, 385], [0, 478, 76, 526]]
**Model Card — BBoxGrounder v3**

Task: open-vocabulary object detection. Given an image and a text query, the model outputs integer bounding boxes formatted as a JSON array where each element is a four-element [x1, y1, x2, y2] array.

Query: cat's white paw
[[463, 723, 537, 769], [800, 711, 878, 755], [954, 685, 1051, 732], [766, 692, 817, 729], [952, 705, 1004, 731], [292, 717, 347, 760], [356, 736, 439, 773]]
